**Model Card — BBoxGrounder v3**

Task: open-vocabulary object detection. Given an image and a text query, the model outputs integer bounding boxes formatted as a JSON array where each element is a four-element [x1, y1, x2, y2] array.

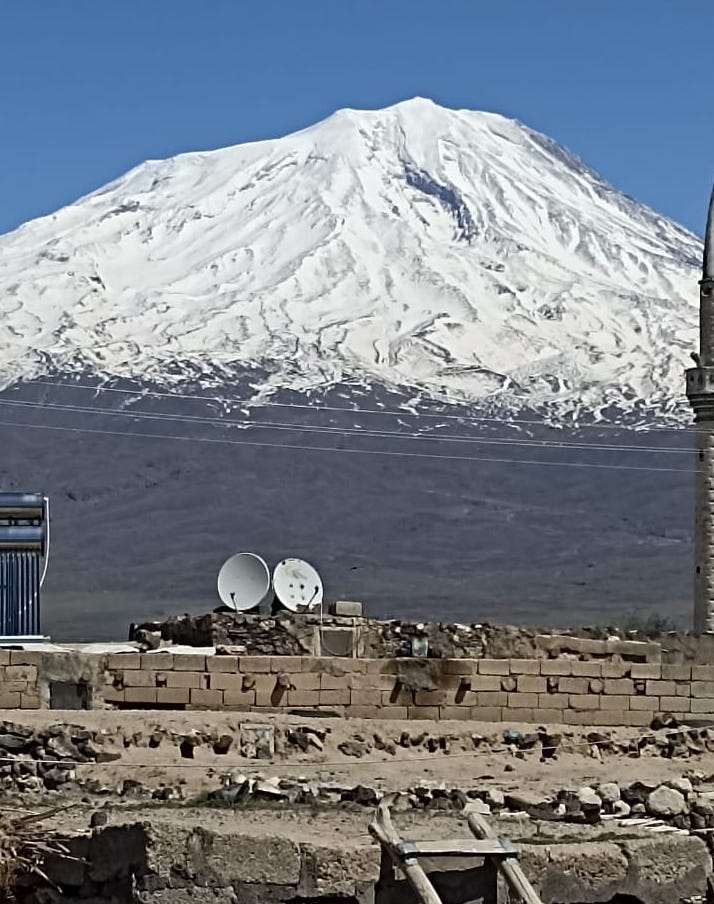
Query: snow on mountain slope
[[0, 97, 702, 419]]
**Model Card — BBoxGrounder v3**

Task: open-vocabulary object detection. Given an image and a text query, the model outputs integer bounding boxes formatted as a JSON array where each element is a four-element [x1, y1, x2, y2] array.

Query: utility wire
[[0, 418, 697, 473], [0, 397, 694, 457], [31, 378, 694, 436]]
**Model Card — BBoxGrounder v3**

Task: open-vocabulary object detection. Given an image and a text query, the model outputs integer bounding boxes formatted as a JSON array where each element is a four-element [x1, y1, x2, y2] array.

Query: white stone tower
[[686, 183, 714, 632]]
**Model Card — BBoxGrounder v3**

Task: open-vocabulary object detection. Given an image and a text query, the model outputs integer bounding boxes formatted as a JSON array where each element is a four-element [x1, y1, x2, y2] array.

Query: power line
[[31, 378, 693, 436], [0, 418, 697, 474], [0, 397, 693, 457]]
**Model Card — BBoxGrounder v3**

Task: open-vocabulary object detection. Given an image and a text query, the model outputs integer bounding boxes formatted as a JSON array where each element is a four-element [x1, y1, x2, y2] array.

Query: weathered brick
[[509, 659, 541, 675], [505, 708, 536, 723], [630, 663, 661, 679], [540, 660, 572, 676], [124, 687, 157, 704], [516, 676, 546, 694], [173, 654, 207, 672], [287, 690, 320, 707], [661, 664, 691, 681], [570, 661, 603, 677], [9, 651, 42, 666], [603, 678, 635, 695], [471, 675, 502, 691], [122, 670, 156, 688], [0, 692, 21, 708], [414, 690, 448, 706], [475, 691, 508, 707], [558, 677, 590, 694], [223, 689, 256, 708], [690, 698, 714, 713], [660, 696, 690, 712], [622, 710, 652, 726], [0, 651, 10, 666], [320, 673, 353, 690], [291, 673, 321, 691], [600, 695, 630, 710], [166, 671, 207, 689], [569, 695, 601, 710], [156, 687, 190, 705], [349, 705, 380, 719], [443, 659, 477, 676], [107, 653, 141, 670], [628, 695, 659, 711], [437, 705, 471, 720], [5, 665, 37, 683], [508, 693, 538, 708], [478, 659, 509, 675], [601, 661, 630, 679], [141, 652, 174, 670], [20, 693, 41, 710], [468, 706, 502, 722], [320, 689, 350, 706], [206, 655, 239, 673], [378, 706, 409, 719], [692, 665, 714, 681], [646, 680, 677, 696], [531, 708, 566, 723], [210, 673, 245, 691], [189, 688, 223, 708], [691, 681, 714, 698], [408, 706, 440, 720], [239, 656, 271, 673], [382, 688, 413, 706], [365, 659, 400, 675], [350, 689, 382, 706], [538, 693, 570, 709], [101, 686, 125, 703]]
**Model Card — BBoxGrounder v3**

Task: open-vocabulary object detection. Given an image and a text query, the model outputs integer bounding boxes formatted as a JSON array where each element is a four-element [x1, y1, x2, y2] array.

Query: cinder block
[[478, 659, 510, 675], [537, 694, 570, 709], [239, 656, 271, 673], [558, 677, 590, 694], [141, 652, 174, 670], [475, 691, 508, 707], [471, 675, 502, 691], [287, 690, 320, 707], [646, 680, 677, 696], [468, 706, 502, 722], [691, 681, 714, 698], [108, 653, 141, 670], [206, 655, 239, 673], [407, 706, 440, 720], [157, 687, 190, 705], [516, 676, 546, 693], [507, 693, 538, 708], [628, 695, 659, 711], [443, 659, 477, 676], [20, 693, 41, 710], [439, 706, 474, 720], [569, 695, 601, 710], [531, 708, 565, 723], [570, 661, 603, 677], [223, 690, 256, 707], [630, 663, 662, 679], [349, 705, 380, 719], [603, 678, 635, 695], [378, 706, 409, 719], [122, 670, 156, 688], [5, 665, 37, 682], [101, 686, 125, 703], [660, 696, 690, 712], [414, 690, 448, 706], [189, 688, 223, 708], [0, 692, 22, 708], [661, 664, 691, 681], [350, 689, 382, 706], [692, 665, 714, 681], [600, 695, 630, 710], [690, 698, 714, 713], [166, 671, 207, 689], [173, 654, 207, 672], [509, 659, 541, 675], [320, 689, 350, 706], [124, 687, 157, 704], [540, 659, 572, 676]]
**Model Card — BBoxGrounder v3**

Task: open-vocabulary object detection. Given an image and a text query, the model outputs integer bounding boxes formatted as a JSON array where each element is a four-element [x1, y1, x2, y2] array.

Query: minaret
[[686, 182, 714, 632]]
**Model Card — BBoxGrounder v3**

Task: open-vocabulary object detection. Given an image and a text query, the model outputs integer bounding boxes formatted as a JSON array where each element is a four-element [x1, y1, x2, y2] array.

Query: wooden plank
[[369, 803, 443, 904], [396, 839, 518, 858], [467, 812, 543, 904]]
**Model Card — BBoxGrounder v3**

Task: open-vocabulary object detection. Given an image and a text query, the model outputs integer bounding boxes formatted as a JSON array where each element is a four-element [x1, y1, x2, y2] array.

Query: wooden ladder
[[369, 802, 543, 904]]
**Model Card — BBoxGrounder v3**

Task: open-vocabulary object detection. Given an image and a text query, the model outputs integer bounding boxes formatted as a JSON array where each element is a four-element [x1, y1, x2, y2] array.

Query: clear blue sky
[[1, 0, 712, 237]]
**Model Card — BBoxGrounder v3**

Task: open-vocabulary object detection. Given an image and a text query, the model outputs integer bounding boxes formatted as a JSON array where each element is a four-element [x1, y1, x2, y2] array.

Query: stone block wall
[[1, 649, 714, 726]]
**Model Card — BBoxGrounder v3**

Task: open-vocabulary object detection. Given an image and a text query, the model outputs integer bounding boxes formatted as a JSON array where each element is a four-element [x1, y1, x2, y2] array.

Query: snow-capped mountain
[[0, 97, 702, 419]]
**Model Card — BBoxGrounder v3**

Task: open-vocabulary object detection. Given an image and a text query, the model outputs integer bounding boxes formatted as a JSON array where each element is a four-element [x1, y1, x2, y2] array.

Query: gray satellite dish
[[273, 558, 323, 613], [217, 552, 272, 612]]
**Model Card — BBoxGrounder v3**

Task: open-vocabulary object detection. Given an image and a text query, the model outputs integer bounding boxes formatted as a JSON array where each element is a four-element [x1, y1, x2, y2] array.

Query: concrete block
[[210, 673, 245, 691], [691, 681, 714, 698], [660, 696, 690, 712], [661, 664, 691, 681], [122, 670, 156, 688], [629, 695, 659, 711], [350, 689, 382, 706], [692, 665, 714, 681], [206, 655, 239, 673], [238, 656, 271, 673], [331, 600, 363, 616], [124, 687, 157, 704], [166, 671, 207, 689], [630, 663, 662, 679], [378, 706, 409, 719], [101, 686, 125, 703], [478, 659, 510, 675], [475, 691, 508, 707], [646, 680, 677, 696], [623, 710, 652, 726], [690, 698, 714, 713], [538, 693, 570, 709], [156, 687, 190, 705], [675, 683, 691, 697], [414, 690, 448, 706], [505, 708, 536, 723], [439, 706, 474, 720], [9, 651, 42, 665], [189, 688, 223, 708], [443, 659, 477, 676], [270, 656, 300, 673], [570, 661, 603, 677], [141, 653, 174, 670], [0, 651, 10, 666], [223, 690, 256, 708], [467, 706, 501, 721], [569, 695, 601, 710], [382, 688, 413, 706], [540, 659, 572, 676], [107, 653, 141, 670], [603, 678, 635, 695], [291, 672, 321, 691], [600, 695, 630, 710], [516, 675, 546, 694], [319, 689, 350, 706], [601, 661, 630, 678], [20, 693, 41, 710], [558, 677, 590, 694], [320, 673, 353, 690], [507, 693, 538, 708], [173, 654, 207, 672], [287, 690, 320, 707], [1, 681, 29, 694], [509, 659, 541, 675], [365, 659, 399, 675], [0, 692, 21, 708], [5, 665, 37, 683], [347, 705, 379, 718], [471, 675, 502, 691], [531, 708, 566, 723], [408, 706, 440, 720]]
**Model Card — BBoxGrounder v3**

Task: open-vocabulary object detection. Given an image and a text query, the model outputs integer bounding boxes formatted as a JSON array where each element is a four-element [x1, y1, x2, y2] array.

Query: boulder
[[598, 782, 621, 805], [647, 785, 687, 818]]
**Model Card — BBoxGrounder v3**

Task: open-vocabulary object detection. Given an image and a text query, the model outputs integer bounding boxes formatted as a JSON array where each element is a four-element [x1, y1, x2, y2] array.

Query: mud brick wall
[[2, 649, 714, 726]]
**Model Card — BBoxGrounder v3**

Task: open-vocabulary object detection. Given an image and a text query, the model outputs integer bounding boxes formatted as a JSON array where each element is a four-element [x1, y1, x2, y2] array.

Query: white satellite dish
[[217, 552, 272, 612], [273, 558, 323, 613]]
